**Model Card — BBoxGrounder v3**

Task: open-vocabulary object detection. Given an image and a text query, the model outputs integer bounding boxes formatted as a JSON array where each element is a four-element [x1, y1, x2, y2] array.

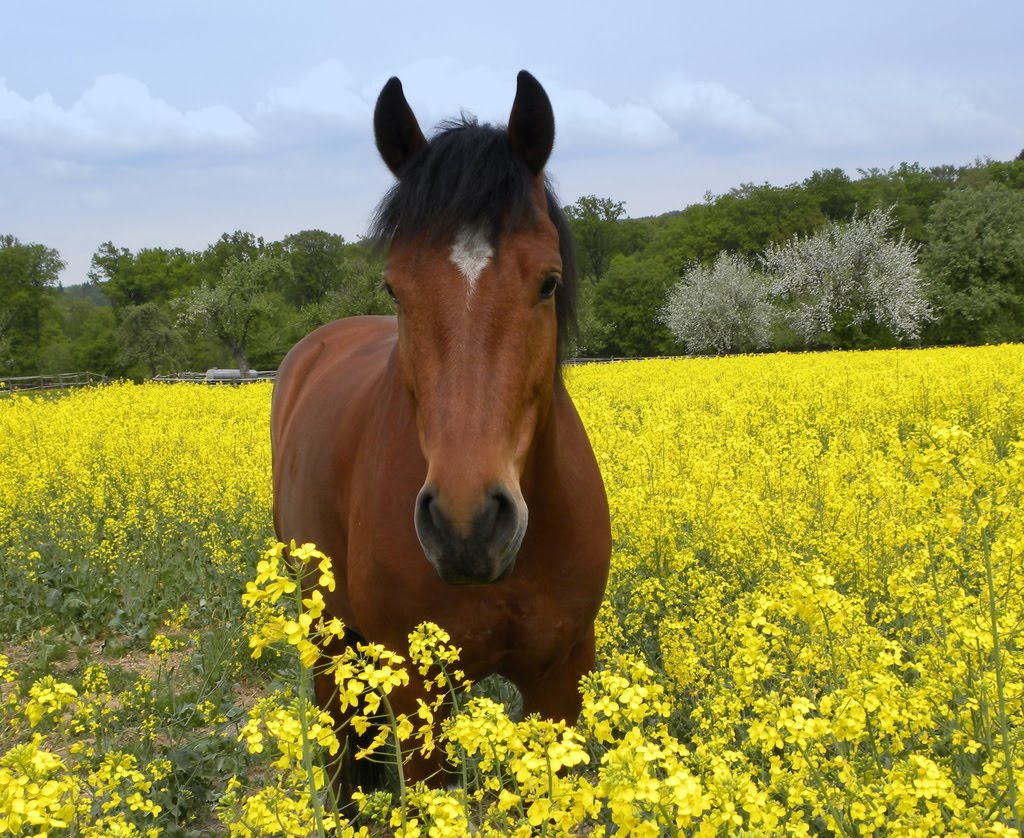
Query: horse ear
[[508, 70, 555, 176], [374, 77, 427, 178]]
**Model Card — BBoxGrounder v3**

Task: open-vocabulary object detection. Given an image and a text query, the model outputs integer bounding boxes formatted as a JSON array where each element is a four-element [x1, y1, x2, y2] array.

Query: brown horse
[[270, 71, 610, 790]]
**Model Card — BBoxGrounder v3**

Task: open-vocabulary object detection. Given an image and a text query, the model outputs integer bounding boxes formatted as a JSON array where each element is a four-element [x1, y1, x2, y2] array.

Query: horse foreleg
[[312, 628, 389, 806], [315, 636, 457, 795], [515, 629, 596, 723]]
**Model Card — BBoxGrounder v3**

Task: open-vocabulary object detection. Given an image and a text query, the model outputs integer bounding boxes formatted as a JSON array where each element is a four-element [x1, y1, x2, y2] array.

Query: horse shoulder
[[272, 316, 399, 572], [273, 317, 396, 436]]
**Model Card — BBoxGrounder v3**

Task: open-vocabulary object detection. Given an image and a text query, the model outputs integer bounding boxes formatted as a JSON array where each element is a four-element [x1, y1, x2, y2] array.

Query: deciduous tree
[[0, 235, 64, 373], [592, 253, 677, 356], [117, 302, 184, 376], [564, 195, 627, 281], [275, 229, 349, 307], [177, 255, 290, 375], [201, 231, 267, 278], [293, 251, 391, 333], [762, 207, 932, 348], [661, 252, 774, 355], [88, 243, 199, 310], [803, 168, 858, 221], [922, 184, 1024, 344]]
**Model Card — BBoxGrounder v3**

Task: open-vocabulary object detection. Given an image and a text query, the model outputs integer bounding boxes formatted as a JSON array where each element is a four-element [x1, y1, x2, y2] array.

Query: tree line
[[570, 154, 1024, 356], [2, 153, 1023, 377], [0, 231, 391, 378]]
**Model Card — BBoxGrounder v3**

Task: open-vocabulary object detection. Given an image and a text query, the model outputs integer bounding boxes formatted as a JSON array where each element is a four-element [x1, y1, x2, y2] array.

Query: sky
[[2, 0, 1022, 286]]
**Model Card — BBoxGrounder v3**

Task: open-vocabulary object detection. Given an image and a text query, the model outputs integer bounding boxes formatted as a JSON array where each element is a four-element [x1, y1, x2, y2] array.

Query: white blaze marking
[[449, 227, 493, 292]]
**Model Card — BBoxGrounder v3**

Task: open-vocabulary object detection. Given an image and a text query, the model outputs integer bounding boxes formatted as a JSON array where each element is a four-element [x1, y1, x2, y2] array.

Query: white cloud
[[547, 84, 678, 151], [257, 59, 371, 125], [650, 77, 784, 141], [0, 75, 257, 162], [767, 77, 1007, 151], [252, 63, 781, 156]]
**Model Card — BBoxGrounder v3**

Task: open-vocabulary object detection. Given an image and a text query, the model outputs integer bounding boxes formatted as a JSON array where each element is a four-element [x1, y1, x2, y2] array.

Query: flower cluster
[[0, 727, 169, 836], [1, 347, 1023, 834], [0, 381, 273, 642], [576, 346, 1024, 834]]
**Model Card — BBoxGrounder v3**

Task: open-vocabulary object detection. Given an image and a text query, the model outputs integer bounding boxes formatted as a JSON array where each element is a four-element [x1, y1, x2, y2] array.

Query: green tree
[[803, 168, 858, 221], [964, 157, 1024, 191], [922, 184, 1024, 344], [275, 229, 350, 307], [293, 249, 391, 334], [117, 302, 184, 377], [36, 291, 118, 375], [647, 202, 724, 270], [570, 279, 613, 358], [705, 183, 824, 257], [88, 243, 199, 310], [652, 183, 824, 274], [564, 195, 627, 281], [592, 253, 677, 356], [177, 255, 291, 375], [851, 163, 956, 244], [0, 236, 65, 373], [200, 231, 267, 282]]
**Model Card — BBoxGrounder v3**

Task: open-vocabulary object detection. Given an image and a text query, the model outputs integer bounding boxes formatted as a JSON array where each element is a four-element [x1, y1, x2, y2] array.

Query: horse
[[270, 70, 611, 792]]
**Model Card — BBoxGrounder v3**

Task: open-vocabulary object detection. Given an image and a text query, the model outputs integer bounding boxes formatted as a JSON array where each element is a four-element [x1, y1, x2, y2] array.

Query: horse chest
[[348, 547, 580, 667]]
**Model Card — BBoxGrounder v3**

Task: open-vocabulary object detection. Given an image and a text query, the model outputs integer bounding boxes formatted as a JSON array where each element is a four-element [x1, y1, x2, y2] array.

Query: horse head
[[370, 71, 576, 586]]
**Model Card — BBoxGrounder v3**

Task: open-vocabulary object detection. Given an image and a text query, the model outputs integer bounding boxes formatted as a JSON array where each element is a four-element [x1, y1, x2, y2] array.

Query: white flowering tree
[[761, 206, 932, 347], [661, 252, 775, 355]]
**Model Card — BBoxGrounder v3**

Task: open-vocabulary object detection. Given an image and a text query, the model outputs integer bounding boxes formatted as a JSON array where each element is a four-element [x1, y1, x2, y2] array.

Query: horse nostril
[[485, 485, 522, 547], [414, 482, 527, 584], [416, 485, 442, 535]]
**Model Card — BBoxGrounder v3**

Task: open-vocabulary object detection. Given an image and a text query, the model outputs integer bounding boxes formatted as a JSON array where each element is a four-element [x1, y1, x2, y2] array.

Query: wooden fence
[[0, 371, 108, 394], [1, 359, 653, 396], [150, 369, 277, 384]]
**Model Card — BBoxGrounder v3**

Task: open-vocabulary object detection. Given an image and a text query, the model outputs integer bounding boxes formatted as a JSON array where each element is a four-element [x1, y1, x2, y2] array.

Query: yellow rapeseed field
[[1, 345, 1022, 836]]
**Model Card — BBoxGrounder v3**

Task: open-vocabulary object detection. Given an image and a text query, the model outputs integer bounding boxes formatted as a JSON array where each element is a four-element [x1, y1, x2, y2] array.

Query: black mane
[[368, 117, 578, 362]]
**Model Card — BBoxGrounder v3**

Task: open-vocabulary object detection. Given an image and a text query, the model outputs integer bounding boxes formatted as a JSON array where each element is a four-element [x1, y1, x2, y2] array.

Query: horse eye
[[384, 282, 398, 303], [539, 274, 560, 300]]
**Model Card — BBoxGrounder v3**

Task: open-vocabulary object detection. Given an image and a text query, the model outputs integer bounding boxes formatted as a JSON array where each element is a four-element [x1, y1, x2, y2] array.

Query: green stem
[[293, 584, 327, 838], [380, 692, 408, 819], [946, 444, 1021, 829], [439, 665, 471, 823], [979, 519, 1021, 828]]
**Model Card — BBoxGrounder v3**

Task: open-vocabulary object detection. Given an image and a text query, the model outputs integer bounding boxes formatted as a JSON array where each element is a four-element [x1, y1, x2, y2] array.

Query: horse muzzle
[[414, 483, 528, 585]]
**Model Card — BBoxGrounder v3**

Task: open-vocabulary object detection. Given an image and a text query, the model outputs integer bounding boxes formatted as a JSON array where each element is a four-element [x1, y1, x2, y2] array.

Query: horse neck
[[518, 373, 567, 500]]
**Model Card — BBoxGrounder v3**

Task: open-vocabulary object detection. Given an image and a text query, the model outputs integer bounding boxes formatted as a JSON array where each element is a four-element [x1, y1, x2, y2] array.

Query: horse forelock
[[369, 117, 578, 363]]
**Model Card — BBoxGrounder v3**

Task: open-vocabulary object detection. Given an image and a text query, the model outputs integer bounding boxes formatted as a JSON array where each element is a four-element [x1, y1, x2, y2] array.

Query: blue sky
[[2, 0, 1022, 285]]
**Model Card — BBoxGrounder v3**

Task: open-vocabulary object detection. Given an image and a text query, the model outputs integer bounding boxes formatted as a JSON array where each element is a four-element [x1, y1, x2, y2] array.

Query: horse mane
[[368, 117, 578, 363]]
